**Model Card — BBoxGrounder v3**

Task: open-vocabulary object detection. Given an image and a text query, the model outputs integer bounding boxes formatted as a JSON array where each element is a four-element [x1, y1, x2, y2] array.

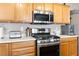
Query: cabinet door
[[32, 3, 44, 11], [60, 42, 69, 56], [12, 47, 35, 56], [69, 38, 77, 56], [11, 40, 36, 56], [15, 3, 32, 23], [0, 3, 15, 22], [44, 3, 54, 12], [62, 5, 70, 24], [0, 43, 9, 56], [53, 4, 63, 23]]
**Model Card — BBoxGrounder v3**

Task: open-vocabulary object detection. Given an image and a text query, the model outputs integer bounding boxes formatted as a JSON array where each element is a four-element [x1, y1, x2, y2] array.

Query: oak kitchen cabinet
[[15, 3, 70, 24], [10, 40, 36, 56], [60, 41, 69, 56], [0, 3, 33, 23], [0, 40, 36, 56], [68, 38, 77, 56], [53, 4, 63, 23], [44, 3, 54, 12], [33, 3, 54, 12], [0, 43, 9, 56], [62, 5, 70, 24], [60, 37, 77, 56], [0, 3, 70, 24], [0, 3, 15, 22], [0, 37, 77, 56], [53, 4, 70, 24], [15, 3, 32, 23], [32, 3, 44, 11]]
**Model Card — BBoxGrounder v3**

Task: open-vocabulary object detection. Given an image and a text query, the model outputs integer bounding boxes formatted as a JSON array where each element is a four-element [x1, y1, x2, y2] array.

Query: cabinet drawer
[[60, 37, 77, 42], [60, 38, 69, 42], [12, 47, 35, 56], [11, 40, 35, 49], [22, 53, 35, 56]]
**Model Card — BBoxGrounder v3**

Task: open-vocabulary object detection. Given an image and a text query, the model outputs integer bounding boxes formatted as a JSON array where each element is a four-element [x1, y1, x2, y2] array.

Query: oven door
[[37, 42, 59, 56]]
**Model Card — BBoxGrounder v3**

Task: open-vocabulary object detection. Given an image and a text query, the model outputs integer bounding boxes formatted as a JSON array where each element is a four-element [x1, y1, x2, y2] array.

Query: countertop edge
[[59, 35, 78, 38], [0, 37, 36, 43]]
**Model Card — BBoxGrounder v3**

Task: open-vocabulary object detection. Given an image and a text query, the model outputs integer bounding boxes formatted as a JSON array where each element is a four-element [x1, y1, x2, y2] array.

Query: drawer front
[[60, 38, 69, 42], [21, 53, 35, 56], [11, 40, 35, 49], [68, 37, 77, 42], [12, 47, 35, 56], [60, 37, 77, 42]]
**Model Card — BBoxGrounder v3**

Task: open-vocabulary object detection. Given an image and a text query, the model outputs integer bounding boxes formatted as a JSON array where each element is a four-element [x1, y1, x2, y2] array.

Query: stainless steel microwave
[[32, 10, 53, 24]]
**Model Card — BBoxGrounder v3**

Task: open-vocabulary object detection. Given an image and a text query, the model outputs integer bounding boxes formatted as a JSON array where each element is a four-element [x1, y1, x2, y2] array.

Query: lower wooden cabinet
[[0, 43, 9, 56], [0, 40, 36, 56], [0, 38, 77, 56], [60, 42, 69, 56], [60, 37, 77, 56], [10, 40, 36, 56], [11, 47, 35, 56], [68, 39, 77, 56]]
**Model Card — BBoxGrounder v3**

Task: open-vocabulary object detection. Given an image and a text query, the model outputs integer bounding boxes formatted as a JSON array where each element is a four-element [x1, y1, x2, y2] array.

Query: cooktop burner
[[33, 35, 60, 44]]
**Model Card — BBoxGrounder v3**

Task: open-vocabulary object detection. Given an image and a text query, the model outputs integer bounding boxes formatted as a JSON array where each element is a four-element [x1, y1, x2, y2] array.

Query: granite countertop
[[0, 36, 36, 43], [58, 35, 78, 38]]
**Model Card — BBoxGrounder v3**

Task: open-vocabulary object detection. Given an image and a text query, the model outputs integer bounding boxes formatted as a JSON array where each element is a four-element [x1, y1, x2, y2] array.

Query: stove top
[[37, 38, 60, 44], [33, 35, 60, 44]]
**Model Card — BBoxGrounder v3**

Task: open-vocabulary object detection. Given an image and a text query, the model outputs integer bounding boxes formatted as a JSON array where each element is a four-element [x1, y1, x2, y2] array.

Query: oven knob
[[57, 39, 59, 41], [50, 39, 54, 42], [45, 40, 47, 43], [37, 40, 41, 43]]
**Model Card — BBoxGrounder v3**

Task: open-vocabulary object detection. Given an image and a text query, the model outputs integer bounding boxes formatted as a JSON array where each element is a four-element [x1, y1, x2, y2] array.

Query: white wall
[[71, 14, 79, 55], [71, 14, 79, 35], [66, 3, 79, 10], [0, 23, 61, 39]]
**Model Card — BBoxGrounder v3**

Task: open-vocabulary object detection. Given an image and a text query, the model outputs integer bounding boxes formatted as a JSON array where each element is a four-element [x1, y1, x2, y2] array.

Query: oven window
[[39, 44, 59, 56], [34, 13, 49, 21]]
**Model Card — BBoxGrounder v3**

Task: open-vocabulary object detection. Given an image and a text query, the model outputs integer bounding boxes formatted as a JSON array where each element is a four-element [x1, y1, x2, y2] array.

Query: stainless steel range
[[32, 28, 60, 56]]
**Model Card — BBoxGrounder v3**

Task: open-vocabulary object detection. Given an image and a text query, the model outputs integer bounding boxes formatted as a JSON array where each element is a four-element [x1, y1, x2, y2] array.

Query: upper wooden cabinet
[[0, 40, 36, 56], [15, 3, 32, 23], [15, 3, 70, 24], [53, 4, 63, 23], [44, 3, 54, 12], [0, 3, 70, 24], [53, 4, 70, 24], [0, 4, 15, 22], [62, 5, 70, 24], [11, 40, 36, 56], [32, 3, 44, 11], [33, 3, 54, 11]]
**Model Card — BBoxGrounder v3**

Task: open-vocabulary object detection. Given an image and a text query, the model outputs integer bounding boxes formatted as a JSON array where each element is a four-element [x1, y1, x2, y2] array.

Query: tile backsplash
[[0, 23, 61, 39]]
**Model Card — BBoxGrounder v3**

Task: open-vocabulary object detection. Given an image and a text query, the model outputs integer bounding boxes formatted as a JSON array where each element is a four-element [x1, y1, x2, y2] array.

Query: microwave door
[[34, 13, 49, 23], [33, 11, 53, 24]]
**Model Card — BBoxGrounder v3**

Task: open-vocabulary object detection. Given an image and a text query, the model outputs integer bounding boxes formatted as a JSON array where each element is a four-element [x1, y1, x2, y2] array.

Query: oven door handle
[[37, 42, 59, 47]]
